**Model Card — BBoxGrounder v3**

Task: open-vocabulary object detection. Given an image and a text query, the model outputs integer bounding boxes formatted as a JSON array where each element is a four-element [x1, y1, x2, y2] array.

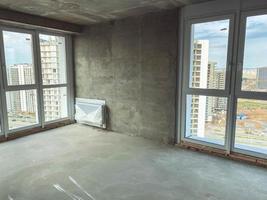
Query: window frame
[[0, 49, 4, 136], [36, 31, 72, 125], [0, 25, 74, 135], [183, 14, 235, 96], [0, 26, 41, 132], [180, 14, 235, 150], [232, 9, 267, 159], [1, 27, 38, 89], [178, 0, 267, 160]]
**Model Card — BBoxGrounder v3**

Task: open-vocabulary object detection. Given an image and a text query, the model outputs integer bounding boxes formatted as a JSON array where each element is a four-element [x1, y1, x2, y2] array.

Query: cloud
[[245, 15, 267, 40], [243, 14, 267, 68], [192, 15, 267, 69], [193, 19, 229, 68], [194, 19, 229, 40]]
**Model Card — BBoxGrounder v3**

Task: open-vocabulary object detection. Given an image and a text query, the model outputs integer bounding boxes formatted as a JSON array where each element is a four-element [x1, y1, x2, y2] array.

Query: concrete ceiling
[[0, 0, 212, 25]]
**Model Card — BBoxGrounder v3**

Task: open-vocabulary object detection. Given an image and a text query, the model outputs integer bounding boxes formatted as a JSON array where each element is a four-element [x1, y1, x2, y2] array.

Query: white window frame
[[37, 31, 73, 125], [178, 0, 267, 159], [232, 9, 267, 159], [0, 51, 5, 136], [0, 25, 74, 136], [0, 27, 41, 133], [180, 14, 235, 150]]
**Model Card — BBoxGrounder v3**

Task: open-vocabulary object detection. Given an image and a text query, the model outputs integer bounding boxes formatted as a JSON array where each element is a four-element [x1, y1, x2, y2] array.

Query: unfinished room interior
[[0, 0, 267, 199]]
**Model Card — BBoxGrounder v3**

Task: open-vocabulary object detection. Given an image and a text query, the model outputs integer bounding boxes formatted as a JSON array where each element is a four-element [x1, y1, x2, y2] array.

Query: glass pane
[[235, 99, 267, 154], [189, 20, 229, 90], [242, 14, 267, 92], [43, 87, 68, 122], [39, 34, 66, 85], [3, 31, 35, 85], [185, 95, 227, 145], [6, 90, 38, 130]]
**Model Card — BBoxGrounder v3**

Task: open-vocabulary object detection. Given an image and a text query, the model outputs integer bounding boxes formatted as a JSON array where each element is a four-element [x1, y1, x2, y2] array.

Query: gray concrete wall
[[74, 9, 178, 143]]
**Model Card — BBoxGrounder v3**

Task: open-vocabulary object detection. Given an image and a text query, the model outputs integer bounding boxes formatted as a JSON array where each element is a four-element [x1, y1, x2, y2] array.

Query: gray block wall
[[74, 9, 178, 143]]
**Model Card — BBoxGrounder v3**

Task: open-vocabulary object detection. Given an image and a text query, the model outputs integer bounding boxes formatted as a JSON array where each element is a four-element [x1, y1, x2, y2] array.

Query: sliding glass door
[[180, 8, 267, 158], [0, 26, 73, 136]]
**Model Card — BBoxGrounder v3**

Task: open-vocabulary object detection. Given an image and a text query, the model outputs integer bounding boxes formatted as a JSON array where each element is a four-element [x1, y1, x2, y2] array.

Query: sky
[[194, 19, 229, 69], [193, 14, 267, 69], [243, 15, 267, 69], [2, 32, 58, 67], [3, 31, 33, 66], [2, 15, 267, 69]]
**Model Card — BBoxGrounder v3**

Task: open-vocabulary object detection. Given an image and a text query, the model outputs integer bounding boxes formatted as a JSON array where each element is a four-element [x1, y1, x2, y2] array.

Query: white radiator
[[75, 98, 106, 129]]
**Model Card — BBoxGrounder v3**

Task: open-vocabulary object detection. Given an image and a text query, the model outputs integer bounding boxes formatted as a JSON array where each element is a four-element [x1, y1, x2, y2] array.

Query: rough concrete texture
[[75, 9, 178, 143], [0, 0, 212, 25], [0, 124, 266, 200]]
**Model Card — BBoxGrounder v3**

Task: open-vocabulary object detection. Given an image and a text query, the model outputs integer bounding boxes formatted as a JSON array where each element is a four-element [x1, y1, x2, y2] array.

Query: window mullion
[[0, 28, 9, 135], [34, 31, 45, 128]]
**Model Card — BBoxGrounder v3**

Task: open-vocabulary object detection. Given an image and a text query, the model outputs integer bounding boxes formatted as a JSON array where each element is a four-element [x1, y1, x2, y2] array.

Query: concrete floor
[[0, 124, 266, 200]]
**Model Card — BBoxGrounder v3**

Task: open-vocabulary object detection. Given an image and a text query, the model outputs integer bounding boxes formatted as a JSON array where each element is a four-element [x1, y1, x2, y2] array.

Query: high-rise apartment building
[[188, 40, 209, 137], [206, 62, 227, 121], [207, 62, 216, 89], [188, 40, 228, 138], [6, 64, 36, 117], [206, 61, 216, 122], [214, 69, 227, 111], [6, 37, 66, 124], [40, 36, 66, 121], [256, 66, 267, 89]]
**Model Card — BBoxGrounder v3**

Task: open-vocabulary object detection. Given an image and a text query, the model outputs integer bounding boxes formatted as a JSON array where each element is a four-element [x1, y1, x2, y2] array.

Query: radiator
[[75, 98, 106, 129]]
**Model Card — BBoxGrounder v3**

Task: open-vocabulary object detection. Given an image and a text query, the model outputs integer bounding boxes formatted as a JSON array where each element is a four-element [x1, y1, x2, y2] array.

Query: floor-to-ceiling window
[[182, 18, 232, 146], [179, 0, 267, 159], [2, 30, 39, 131], [39, 34, 68, 123], [0, 27, 73, 136], [234, 13, 267, 155]]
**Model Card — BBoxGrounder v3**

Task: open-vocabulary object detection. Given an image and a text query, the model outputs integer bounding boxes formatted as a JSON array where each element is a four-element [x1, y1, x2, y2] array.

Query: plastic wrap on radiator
[[75, 98, 106, 128]]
